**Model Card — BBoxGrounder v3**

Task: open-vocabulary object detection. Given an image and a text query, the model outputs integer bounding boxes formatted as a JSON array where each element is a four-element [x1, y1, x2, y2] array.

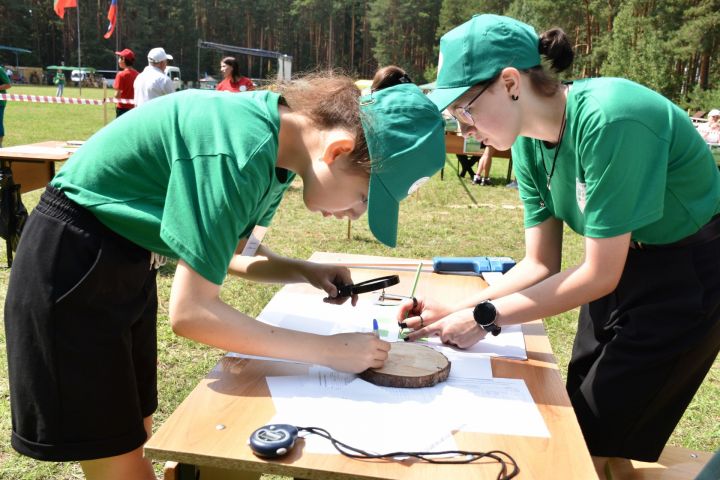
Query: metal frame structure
[[196, 40, 292, 84]]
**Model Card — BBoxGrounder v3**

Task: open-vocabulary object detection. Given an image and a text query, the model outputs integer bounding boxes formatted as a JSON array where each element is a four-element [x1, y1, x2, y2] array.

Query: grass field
[[0, 85, 718, 479]]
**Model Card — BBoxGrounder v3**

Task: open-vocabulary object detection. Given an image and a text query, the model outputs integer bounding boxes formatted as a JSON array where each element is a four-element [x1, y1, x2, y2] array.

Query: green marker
[[399, 262, 423, 339]]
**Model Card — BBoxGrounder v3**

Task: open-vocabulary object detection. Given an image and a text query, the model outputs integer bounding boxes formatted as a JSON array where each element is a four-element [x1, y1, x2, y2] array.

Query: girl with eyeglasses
[[399, 14, 720, 478]]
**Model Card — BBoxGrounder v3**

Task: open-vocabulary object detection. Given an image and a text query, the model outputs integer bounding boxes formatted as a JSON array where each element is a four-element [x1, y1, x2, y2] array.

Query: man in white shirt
[[133, 47, 176, 107]]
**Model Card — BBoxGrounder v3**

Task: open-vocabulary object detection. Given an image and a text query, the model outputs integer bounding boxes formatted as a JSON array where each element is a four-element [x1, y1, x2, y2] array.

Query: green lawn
[[0, 85, 717, 479]]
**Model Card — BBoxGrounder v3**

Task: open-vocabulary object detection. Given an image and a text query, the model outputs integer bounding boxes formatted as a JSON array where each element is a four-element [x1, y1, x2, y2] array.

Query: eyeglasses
[[451, 81, 494, 126]]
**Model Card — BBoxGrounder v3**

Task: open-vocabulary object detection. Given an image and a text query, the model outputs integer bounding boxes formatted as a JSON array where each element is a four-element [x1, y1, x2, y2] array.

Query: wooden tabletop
[[0, 140, 75, 162], [0, 141, 77, 192], [145, 252, 597, 479]]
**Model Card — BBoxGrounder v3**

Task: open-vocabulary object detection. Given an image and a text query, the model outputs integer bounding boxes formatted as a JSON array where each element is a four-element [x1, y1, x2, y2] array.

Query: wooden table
[[0, 141, 75, 193], [444, 133, 513, 183], [145, 252, 597, 480]]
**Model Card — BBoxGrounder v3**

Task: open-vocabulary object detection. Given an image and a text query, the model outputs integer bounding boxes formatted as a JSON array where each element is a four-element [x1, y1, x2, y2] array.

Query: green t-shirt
[[512, 77, 720, 244], [0, 68, 10, 107], [51, 90, 295, 284], [53, 72, 66, 86]]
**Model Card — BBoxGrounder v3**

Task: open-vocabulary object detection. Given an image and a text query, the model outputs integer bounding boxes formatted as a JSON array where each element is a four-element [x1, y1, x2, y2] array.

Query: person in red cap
[[113, 48, 139, 118]]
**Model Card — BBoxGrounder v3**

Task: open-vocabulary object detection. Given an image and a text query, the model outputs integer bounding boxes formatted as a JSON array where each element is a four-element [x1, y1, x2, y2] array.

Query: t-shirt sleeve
[[512, 140, 552, 228], [160, 154, 261, 285], [578, 120, 667, 237], [241, 77, 254, 91]]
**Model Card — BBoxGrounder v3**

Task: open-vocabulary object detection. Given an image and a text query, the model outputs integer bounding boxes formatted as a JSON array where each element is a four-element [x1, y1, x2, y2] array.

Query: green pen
[[399, 262, 423, 340]]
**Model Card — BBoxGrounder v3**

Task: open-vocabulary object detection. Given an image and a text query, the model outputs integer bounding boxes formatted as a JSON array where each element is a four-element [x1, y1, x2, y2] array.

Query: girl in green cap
[[399, 14, 720, 476], [4, 67, 445, 479]]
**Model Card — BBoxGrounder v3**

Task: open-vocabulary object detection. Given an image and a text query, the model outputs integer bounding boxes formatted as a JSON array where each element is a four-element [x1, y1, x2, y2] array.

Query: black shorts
[[567, 224, 720, 462], [4, 185, 159, 461]]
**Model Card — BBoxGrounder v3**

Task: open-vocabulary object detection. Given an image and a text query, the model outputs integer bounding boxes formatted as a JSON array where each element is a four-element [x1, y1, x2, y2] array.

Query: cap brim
[[367, 176, 399, 248], [166, 54, 173, 60], [427, 85, 472, 112]]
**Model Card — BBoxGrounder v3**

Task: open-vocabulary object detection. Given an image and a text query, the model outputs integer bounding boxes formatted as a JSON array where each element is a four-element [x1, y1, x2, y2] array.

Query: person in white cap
[[133, 47, 176, 107]]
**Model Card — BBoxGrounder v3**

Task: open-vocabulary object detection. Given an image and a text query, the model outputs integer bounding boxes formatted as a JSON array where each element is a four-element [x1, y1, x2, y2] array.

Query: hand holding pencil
[[396, 295, 454, 340]]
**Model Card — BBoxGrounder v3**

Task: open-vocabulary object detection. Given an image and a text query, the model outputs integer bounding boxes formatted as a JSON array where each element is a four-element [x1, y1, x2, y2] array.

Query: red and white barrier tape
[[0, 94, 134, 105]]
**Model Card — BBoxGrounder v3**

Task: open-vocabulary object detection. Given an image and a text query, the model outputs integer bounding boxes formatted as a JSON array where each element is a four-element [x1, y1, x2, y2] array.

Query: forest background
[[3, 0, 720, 110]]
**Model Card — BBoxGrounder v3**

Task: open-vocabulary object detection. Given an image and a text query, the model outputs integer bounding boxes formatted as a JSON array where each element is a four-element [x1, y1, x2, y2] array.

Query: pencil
[[399, 262, 423, 339], [372, 318, 380, 338]]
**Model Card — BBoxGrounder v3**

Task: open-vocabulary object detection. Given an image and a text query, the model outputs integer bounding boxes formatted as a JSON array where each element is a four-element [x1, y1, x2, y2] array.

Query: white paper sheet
[[266, 370, 459, 454], [265, 368, 549, 455], [254, 291, 527, 359]]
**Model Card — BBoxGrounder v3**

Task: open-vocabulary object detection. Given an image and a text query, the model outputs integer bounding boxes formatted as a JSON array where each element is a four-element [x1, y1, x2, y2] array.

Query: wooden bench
[[443, 132, 513, 183], [606, 446, 713, 480]]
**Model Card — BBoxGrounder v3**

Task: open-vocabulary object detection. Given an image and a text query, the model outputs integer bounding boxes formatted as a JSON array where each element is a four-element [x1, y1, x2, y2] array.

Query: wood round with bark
[[359, 342, 451, 388]]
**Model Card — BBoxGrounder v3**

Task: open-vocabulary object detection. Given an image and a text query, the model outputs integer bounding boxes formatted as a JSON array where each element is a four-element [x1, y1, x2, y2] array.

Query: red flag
[[54, 0, 77, 18], [103, 0, 117, 39]]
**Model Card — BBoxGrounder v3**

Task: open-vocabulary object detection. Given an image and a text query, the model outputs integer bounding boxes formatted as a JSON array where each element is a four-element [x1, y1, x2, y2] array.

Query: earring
[[511, 95, 519, 101]]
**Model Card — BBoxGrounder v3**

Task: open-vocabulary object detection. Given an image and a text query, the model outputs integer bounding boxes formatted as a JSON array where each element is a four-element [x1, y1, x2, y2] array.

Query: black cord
[[297, 426, 520, 480]]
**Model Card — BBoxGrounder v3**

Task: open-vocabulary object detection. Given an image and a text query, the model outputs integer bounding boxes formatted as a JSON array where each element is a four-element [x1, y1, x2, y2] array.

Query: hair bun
[[372, 65, 413, 92], [538, 28, 574, 73]]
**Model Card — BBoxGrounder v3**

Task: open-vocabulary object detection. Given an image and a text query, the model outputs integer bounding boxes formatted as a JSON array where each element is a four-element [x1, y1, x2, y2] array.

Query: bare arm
[[492, 232, 630, 325], [228, 242, 357, 304], [404, 217, 630, 347], [169, 260, 389, 372], [228, 242, 312, 283], [460, 216, 565, 308]]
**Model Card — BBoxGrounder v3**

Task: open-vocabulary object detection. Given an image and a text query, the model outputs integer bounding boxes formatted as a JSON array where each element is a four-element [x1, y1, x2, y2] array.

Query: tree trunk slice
[[359, 343, 451, 388]]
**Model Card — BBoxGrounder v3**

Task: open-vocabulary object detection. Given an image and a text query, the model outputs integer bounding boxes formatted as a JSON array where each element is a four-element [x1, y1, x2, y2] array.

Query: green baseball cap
[[428, 14, 541, 112], [360, 83, 446, 247]]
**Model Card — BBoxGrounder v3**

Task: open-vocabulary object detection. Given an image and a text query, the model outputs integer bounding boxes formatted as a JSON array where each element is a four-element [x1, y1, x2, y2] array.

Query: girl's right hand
[[396, 296, 454, 331], [323, 333, 390, 373]]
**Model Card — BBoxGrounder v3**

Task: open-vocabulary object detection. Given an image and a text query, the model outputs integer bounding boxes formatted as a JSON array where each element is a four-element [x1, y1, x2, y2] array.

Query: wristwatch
[[473, 300, 501, 336]]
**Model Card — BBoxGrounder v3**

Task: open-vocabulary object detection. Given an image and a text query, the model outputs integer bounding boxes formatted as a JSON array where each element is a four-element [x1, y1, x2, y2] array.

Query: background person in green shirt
[[53, 69, 66, 97], [399, 14, 720, 477], [3, 67, 445, 479]]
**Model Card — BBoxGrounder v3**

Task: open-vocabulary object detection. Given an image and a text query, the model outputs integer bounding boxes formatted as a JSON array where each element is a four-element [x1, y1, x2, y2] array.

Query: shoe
[[506, 180, 518, 189], [472, 176, 483, 185], [482, 177, 493, 186]]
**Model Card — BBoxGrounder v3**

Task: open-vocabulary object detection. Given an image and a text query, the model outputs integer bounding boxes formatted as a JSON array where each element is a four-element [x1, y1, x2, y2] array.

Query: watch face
[[473, 301, 496, 327]]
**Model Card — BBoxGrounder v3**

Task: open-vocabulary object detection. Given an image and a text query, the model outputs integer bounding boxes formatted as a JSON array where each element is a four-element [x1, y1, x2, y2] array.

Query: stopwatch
[[248, 424, 299, 458]]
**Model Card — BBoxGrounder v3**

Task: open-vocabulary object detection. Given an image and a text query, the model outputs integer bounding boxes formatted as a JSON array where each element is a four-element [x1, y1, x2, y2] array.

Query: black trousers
[[567, 233, 720, 461], [4, 186, 158, 461]]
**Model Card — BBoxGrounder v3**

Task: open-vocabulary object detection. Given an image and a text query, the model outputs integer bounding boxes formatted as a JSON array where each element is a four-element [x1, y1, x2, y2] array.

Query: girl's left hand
[[302, 262, 358, 306], [405, 307, 487, 348]]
